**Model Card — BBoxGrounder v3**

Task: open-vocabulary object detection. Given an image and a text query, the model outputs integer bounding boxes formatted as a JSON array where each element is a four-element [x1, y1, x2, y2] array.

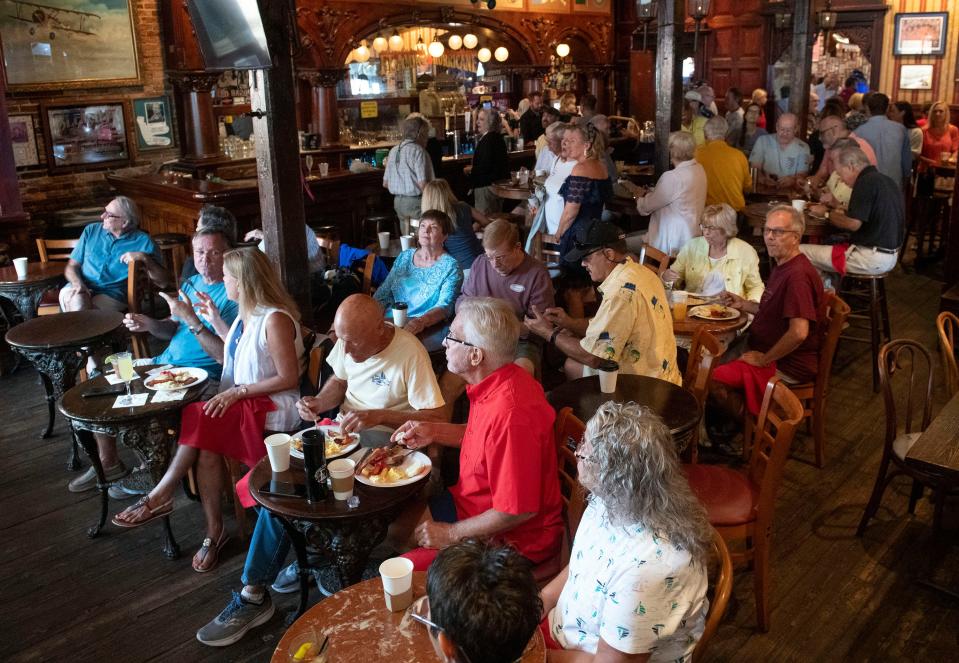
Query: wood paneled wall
[[700, 0, 767, 98]]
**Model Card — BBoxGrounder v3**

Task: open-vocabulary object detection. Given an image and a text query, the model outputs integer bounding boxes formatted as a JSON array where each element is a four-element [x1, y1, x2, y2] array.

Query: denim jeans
[[241, 507, 291, 588]]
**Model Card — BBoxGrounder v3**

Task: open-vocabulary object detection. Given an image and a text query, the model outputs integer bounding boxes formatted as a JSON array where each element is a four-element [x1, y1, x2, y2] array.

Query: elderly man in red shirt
[[389, 297, 564, 570]]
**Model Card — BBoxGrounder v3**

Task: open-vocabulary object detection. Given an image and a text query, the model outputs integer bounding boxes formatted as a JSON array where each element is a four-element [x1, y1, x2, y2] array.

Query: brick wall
[[7, 0, 178, 233]]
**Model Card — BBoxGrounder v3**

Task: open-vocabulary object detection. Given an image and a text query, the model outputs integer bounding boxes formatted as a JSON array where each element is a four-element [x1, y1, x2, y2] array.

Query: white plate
[[688, 304, 740, 321], [355, 450, 431, 488], [289, 425, 361, 460], [143, 367, 208, 391]]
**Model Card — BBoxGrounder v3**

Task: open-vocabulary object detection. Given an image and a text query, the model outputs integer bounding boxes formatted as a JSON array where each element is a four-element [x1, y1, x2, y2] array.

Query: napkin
[[112, 393, 149, 408], [105, 373, 142, 385], [152, 389, 187, 403]]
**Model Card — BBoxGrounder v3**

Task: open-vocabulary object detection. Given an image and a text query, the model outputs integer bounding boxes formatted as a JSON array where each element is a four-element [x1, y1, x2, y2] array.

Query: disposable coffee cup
[[378, 231, 391, 250], [392, 302, 409, 328], [328, 458, 356, 500], [380, 557, 415, 612], [265, 433, 292, 473], [597, 360, 619, 394], [400, 234, 414, 250], [13, 257, 28, 279], [791, 199, 806, 213], [319, 162, 329, 177]]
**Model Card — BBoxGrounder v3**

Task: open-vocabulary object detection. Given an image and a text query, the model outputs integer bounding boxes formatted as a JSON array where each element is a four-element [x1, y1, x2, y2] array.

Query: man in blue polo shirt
[[67, 228, 239, 496], [59, 196, 168, 312]]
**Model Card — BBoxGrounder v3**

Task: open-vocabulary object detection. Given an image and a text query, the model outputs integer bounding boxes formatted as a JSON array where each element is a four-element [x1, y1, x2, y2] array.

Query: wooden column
[[170, 72, 222, 163], [788, 0, 813, 134], [654, 0, 685, 177], [252, 1, 311, 325], [302, 69, 347, 148], [0, 65, 30, 257]]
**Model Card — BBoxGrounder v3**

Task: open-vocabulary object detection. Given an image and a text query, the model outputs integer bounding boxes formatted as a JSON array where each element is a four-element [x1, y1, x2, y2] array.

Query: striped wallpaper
[[877, 0, 959, 106]]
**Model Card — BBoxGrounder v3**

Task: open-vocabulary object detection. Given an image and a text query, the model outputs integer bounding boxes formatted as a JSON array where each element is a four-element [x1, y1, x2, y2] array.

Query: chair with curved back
[[553, 407, 588, 566], [685, 378, 804, 631], [126, 258, 152, 359], [692, 528, 734, 663], [856, 339, 953, 536], [683, 328, 722, 464], [35, 238, 79, 316], [638, 243, 670, 276], [937, 311, 959, 398]]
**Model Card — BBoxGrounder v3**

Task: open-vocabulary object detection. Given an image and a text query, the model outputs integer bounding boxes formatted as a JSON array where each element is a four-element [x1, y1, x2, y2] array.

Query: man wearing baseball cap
[[525, 219, 681, 384]]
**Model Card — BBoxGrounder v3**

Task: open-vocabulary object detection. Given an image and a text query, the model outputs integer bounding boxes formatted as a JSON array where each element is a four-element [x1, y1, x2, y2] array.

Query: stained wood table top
[[905, 391, 959, 483], [5, 310, 124, 350], [491, 179, 534, 200], [272, 573, 546, 663], [0, 262, 65, 288], [742, 202, 830, 238], [673, 307, 749, 336]]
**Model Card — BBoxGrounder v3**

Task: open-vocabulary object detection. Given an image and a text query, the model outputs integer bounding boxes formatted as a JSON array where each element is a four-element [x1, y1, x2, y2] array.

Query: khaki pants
[[58, 285, 127, 313], [393, 194, 422, 236], [473, 186, 502, 215]]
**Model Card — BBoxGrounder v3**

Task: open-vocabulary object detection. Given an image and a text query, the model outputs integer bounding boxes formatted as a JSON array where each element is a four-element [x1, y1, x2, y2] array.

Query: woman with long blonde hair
[[921, 100, 959, 162], [113, 247, 305, 573], [421, 179, 488, 273]]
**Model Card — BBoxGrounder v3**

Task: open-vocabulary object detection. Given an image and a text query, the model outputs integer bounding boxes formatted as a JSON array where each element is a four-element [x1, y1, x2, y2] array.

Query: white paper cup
[[319, 162, 329, 176], [13, 257, 28, 279], [400, 234, 414, 250], [265, 433, 292, 472], [328, 458, 355, 500], [791, 199, 806, 213], [380, 557, 414, 611], [535, 169, 547, 177], [378, 231, 391, 250], [598, 368, 619, 393], [392, 305, 409, 328]]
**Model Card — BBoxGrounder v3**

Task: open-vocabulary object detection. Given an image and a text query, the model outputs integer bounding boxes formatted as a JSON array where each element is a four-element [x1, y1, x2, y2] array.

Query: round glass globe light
[[556, 43, 570, 58], [372, 36, 388, 53], [477, 47, 492, 63], [354, 44, 370, 63], [388, 33, 403, 51], [428, 40, 445, 58], [463, 33, 478, 49], [494, 46, 509, 62], [448, 34, 463, 50]]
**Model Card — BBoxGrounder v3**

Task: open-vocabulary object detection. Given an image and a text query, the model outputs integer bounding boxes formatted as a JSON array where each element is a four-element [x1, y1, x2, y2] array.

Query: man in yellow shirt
[[524, 220, 681, 384], [695, 116, 752, 211]]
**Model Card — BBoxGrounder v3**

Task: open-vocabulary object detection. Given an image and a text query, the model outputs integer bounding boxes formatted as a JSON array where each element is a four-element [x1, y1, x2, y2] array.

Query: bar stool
[[838, 270, 892, 392], [152, 233, 190, 286]]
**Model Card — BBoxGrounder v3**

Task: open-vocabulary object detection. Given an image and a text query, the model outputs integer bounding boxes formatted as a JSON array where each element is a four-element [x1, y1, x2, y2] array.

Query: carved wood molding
[[520, 16, 561, 61], [296, 6, 360, 67], [168, 71, 221, 92], [298, 69, 349, 88]]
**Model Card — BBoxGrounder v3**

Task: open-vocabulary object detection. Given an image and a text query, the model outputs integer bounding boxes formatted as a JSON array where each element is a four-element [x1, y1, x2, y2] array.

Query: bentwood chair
[[685, 378, 804, 631], [638, 243, 670, 276], [937, 312, 959, 397], [126, 258, 152, 359], [692, 529, 734, 663], [356, 243, 378, 295], [683, 328, 722, 464], [35, 238, 79, 316], [553, 407, 589, 565]]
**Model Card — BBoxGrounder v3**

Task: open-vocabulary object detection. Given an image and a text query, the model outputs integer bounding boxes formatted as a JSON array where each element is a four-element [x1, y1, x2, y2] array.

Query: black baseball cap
[[564, 219, 627, 262]]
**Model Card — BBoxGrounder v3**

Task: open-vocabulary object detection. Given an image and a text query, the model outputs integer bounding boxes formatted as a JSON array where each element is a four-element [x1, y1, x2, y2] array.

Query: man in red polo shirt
[[389, 297, 563, 570]]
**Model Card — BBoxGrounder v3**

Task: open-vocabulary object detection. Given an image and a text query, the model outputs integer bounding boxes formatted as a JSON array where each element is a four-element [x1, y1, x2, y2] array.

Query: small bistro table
[[673, 308, 750, 338], [271, 572, 547, 663], [0, 261, 65, 321], [742, 201, 830, 240], [491, 178, 534, 200], [58, 365, 205, 557], [249, 453, 426, 618], [548, 374, 701, 450]]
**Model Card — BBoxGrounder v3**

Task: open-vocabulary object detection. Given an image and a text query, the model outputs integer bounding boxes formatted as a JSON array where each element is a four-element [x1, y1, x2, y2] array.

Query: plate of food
[[289, 425, 361, 461], [144, 367, 208, 391], [689, 304, 740, 321], [355, 445, 431, 488]]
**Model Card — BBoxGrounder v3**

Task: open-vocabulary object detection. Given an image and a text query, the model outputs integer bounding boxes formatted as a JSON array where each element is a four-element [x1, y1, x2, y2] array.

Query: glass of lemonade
[[107, 352, 136, 405]]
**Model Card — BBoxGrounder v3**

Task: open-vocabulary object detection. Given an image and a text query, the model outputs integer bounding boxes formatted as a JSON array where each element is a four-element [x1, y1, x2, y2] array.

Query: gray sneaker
[[271, 561, 324, 594], [107, 466, 155, 500], [68, 462, 128, 493], [196, 591, 274, 647]]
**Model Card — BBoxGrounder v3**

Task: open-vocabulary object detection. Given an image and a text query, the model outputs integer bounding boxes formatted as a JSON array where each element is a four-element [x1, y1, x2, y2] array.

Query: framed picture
[[8, 114, 40, 168], [0, 1, 140, 92], [899, 64, 934, 90], [529, 0, 571, 13], [41, 101, 130, 173], [573, 0, 611, 13], [893, 13, 948, 56], [132, 96, 175, 151]]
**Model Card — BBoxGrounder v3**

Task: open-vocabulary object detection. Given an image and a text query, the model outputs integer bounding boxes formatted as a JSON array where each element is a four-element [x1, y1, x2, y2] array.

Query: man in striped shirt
[[383, 114, 434, 235]]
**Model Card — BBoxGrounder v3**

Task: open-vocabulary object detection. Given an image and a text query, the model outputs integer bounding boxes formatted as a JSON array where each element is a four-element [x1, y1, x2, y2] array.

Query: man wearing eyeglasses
[[708, 205, 823, 447], [807, 117, 876, 210], [524, 219, 681, 385], [59, 196, 168, 312]]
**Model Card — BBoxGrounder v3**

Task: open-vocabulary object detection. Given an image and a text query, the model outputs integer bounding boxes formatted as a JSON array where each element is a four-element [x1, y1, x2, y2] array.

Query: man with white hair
[[384, 114, 434, 234], [695, 115, 752, 211], [388, 297, 564, 572], [749, 112, 811, 189], [60, 196, 167, 311]]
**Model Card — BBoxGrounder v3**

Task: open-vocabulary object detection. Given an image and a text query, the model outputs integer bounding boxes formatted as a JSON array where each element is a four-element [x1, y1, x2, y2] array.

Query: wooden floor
[[2, 266, 958, 662]]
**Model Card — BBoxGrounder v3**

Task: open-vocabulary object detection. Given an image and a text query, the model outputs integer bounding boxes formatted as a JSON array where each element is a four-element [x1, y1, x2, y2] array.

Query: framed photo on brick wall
[[8, 115, 40, 168], [894, 12, 948, 57], [41, 101, 130, 173], [132, 96, 175, 151]]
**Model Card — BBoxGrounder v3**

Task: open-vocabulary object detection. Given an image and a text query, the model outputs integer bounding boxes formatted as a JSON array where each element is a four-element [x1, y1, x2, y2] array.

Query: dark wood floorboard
[[2, 266, 958, 662]]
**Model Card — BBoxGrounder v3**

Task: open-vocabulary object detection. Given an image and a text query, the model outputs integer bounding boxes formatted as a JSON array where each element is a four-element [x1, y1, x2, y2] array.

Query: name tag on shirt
[[509, 284, 526, 293]]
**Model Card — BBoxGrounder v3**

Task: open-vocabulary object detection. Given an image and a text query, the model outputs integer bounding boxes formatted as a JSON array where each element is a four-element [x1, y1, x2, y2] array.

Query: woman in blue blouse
[[374, 209, 463, 335]]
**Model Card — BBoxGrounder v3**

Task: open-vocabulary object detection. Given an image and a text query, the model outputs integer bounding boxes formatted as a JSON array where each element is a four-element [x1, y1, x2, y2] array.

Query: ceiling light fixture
[[463, 33, 478, 49]]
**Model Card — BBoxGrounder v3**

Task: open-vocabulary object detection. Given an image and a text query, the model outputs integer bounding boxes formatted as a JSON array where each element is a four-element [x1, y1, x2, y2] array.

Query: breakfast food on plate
[[290, 427, 356, 457], [357, 445, 429, 484], [708, 305, 733, 318], [145, 369, 200, 389]]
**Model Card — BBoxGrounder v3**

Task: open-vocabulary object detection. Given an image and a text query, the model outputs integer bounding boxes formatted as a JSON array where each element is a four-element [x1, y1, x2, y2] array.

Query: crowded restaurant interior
[[4, 0, 959, 661]]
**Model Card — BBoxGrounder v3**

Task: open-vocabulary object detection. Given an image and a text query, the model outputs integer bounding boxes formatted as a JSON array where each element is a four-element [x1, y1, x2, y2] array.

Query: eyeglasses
[[444, 333, 476, 347], [485, 248, 516, 265], [102, 212, 125, 221], [762, 226, 799, 238], [411, 599, 476, 663], [700, 224, 723, 232]]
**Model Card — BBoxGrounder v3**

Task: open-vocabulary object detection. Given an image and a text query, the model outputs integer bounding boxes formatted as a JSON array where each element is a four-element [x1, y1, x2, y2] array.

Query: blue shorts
[[428, 489, 458, 524]]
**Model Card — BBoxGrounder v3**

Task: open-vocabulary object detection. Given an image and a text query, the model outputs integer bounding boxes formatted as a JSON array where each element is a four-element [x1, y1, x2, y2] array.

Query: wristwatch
[[188, 323, 205, 335], [236, 385, 248, 396]]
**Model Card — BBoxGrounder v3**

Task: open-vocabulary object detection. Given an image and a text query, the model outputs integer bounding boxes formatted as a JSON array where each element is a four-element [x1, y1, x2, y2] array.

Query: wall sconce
[[556, 43, 570, 58], [634, 0, 656, 52], [818, 0, 838, 43], [775, 13, 792, 30], [686, 0, 711, 55]]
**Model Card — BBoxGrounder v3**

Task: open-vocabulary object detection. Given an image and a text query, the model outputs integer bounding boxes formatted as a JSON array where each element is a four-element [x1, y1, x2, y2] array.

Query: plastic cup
[[392, 302, 409, 328], [672, 290, 688, 322], [597, 360, 619, 394], [380, 557, 415, 612], [400, 234, 414, 250], [378, 231, 391, 250], [535, 169, 547, 177], [328, 458, 355, 500], [13, 257, 28, 279], [791, 199, 806, 213], [319, 162, 329, 177], [265, 433, 292, 472]]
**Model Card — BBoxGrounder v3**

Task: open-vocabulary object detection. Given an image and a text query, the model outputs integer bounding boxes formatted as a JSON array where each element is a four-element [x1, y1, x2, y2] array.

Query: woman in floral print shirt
[[540, 402, 712, 662]]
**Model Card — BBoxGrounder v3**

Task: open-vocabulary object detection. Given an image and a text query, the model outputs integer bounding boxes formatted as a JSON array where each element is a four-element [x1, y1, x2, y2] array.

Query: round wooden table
[[673, 308, 749, 337], [6, 310, 125, 447], [742, 201, 830, 239], [0, 261, 65, 321], [272, 573, 546, 663], [491, 179, 533, 200], [58, 365, 206, 556], [548, 375, 701, 450], [249, 454, 427, 618]]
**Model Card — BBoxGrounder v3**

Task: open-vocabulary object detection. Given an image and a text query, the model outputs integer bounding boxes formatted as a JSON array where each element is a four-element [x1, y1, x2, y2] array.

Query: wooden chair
[[35, 238, 79, 315], [638, 243, 670, 276], [126, 258, 152, 359], [856, 339, 955, 536], [937, 311, 959, 397], [685, 378, 804, 631], [692, 528, 734, 663], [355, 243, 378, 295], [683, 328, 722, 463]]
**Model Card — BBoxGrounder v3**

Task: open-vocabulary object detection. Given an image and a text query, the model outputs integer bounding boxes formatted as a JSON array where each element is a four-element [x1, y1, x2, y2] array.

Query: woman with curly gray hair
[[540, 401, 712, 662]]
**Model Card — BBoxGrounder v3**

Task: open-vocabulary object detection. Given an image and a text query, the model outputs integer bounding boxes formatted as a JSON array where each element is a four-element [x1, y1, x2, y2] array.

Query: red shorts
[[711, 359, 777, 416], [539, 617, 563, 650]]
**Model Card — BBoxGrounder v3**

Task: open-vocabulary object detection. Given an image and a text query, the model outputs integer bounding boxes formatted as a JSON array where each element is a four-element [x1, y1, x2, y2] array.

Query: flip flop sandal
[[111, 496, 174, 529], [192, 530, 230, 573]]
